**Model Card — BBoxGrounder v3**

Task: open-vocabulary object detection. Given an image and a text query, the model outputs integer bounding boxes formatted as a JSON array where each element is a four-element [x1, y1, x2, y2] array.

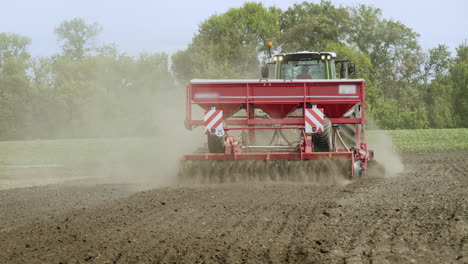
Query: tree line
[[0, 1, 466, 140], [0, 18, 174, 140]]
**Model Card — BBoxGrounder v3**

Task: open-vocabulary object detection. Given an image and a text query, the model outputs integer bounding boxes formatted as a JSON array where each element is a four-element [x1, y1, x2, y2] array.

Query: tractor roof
[[275, 51, 337, 58]]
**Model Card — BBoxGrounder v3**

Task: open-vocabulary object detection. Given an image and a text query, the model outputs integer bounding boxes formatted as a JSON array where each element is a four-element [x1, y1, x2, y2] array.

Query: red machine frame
[[182, 79, 372, 178]]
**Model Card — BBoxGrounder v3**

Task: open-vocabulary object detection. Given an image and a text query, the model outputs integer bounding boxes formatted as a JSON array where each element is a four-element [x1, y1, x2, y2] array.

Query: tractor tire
[[339, 110, 358, 148], [207, 134, 225, 154], [340, 123, 356, 148], [313, 118, 332, 152]]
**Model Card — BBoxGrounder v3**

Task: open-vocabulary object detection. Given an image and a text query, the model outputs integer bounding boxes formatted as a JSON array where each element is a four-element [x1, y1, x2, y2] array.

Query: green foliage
[[373, 128, 468, 152], [421, 44, 451, 83], [0, 18, 176, 140], [0, 33, 32, 139], [172, 2, 281, 82], [451, 43, 468, 127], [55, 18, 102, 59], [49, 52, 175, 138], [350, 5, 422, 97], [0, 3, 467, 141], [280, 1, 350, 51], [424, 43, 467, 128]]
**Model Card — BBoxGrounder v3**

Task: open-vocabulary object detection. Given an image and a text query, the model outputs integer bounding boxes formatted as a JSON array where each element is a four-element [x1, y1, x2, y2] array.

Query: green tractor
[[261, 43, 355, 80]]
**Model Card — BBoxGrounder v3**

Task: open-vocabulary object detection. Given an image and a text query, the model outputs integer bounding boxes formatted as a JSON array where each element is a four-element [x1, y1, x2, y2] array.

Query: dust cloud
[[179, 159, 352, 186], [0, 85, 205, 190], [87, 88, 205, 190], [367, 129, 404, 177]]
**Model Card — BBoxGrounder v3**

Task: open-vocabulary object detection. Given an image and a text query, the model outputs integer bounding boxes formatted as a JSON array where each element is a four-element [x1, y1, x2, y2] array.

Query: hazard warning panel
[[204, 109, 224, 136], [305, 107, 324, 134]]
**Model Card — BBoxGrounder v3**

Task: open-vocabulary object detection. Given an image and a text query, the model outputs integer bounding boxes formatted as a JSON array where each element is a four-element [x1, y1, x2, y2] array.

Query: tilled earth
[[0, 151, 467, 264]]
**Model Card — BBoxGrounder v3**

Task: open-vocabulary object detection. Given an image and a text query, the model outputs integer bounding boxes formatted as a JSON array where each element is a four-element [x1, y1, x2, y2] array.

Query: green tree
[[347, 5, 428, 128], [0, 33, 32, 139], [451, 43, 468, 127], [421, 44, 451, 84], [55, 18, 102, 60], [51, 56, 97, 135], [172, 2, 281, 82], [427, 42, 467, 128], [0, 33, 31, 95], [28, 57, 65, 138], [350, 5, 421, 98], [280, 1, 350, 51]]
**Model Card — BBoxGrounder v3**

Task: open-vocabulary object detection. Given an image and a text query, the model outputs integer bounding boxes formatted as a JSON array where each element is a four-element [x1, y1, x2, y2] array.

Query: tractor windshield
[[281, 60, 326, 79]]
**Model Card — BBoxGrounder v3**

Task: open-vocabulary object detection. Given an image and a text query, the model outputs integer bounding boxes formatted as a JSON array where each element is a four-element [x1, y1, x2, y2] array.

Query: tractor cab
[[262, 51, 355, 80]]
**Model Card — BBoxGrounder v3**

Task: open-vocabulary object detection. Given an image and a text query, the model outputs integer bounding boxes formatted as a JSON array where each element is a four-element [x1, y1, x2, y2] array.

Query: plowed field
[[0, 151, 467, 263]]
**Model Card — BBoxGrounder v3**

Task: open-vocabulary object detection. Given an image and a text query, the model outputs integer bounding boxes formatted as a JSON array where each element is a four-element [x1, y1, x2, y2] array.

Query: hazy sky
[[1, 0, 467, 57]]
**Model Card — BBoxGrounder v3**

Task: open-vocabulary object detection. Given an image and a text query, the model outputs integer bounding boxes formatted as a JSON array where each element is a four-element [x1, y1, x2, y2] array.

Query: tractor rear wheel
[[313, 118, 332, 152], [340, 123, 356, 148], [339, 111, 358, 148], [207, 135, 226, 153]]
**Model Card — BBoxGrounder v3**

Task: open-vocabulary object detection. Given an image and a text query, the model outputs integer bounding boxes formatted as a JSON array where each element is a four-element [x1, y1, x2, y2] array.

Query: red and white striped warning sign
[[204, 109, 224, 136], [305, 107, 324, 134]]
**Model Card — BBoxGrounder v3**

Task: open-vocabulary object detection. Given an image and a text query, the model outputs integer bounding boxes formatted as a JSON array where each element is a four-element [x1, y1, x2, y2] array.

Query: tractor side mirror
[[348, 63, 356, 75], [261, 65, 269, 79], [340, 62, 347, 79]]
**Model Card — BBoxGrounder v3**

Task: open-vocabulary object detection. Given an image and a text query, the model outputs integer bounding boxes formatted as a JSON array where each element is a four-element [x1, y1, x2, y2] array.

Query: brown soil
[[0, 151, 467, 264]]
